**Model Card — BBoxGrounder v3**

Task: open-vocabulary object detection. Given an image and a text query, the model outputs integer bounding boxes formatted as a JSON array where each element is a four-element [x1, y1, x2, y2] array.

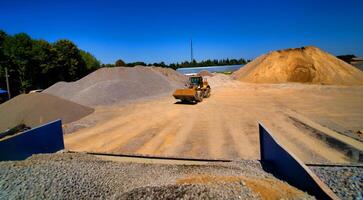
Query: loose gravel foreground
[[0, 152, 314, 200], [310, 165, 363, 200]]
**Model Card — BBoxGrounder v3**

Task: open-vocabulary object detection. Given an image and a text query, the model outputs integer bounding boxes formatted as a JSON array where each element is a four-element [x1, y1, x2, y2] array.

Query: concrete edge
[[259, 122, 340, 200], [0, 119, 64, 161], [0, 119, 63, 141]]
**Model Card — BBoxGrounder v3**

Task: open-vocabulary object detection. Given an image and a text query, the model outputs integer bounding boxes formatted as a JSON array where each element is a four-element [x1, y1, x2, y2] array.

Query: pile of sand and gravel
[[0, 152, 314, 200], [44, 66, 187, 107], [198, 70, 214, 77], [351, 58, 363, 71], [0, 93, 94, 132], [232, 46, 363, 85]]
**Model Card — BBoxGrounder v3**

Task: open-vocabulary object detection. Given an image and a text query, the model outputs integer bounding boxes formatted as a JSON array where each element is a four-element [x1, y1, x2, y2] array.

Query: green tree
[[80, 50, 100, 71], [115, 59, 125, 66], [0, 30, 104, 96], [31, 39, 56, 88], [3, 33, 34, 93], [0, 30, 8, 90], [126, 61, 146, 67], [52, 39, 87, 81], [102, 63, 115, 68]]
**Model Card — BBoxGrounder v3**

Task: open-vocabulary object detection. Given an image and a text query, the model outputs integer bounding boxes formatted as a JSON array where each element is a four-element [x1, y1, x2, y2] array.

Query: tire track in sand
[[217, 102, 260, 160]]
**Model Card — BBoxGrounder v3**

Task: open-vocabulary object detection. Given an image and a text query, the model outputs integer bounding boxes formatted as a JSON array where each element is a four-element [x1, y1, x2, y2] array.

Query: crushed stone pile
[[232, 46, 363, 85], [44, 66, 187, 107], [207, 74, 237, 88], [198, 70, 214, 77], [351, 60, 363, 71], [0, 93, 94, 132], [310, 165, 363, 200], [151, 67, 188, 85], [0, 152, 314, 200]]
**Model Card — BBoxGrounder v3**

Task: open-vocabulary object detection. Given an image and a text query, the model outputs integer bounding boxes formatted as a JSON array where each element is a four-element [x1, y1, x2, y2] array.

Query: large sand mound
[[0, 93, 94, 132], [232, 46, 363, 85], [44, 66, 187, 107]]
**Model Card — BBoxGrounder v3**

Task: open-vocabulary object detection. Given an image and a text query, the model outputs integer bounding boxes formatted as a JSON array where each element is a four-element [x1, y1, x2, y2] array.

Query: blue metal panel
[[0, 120, 64, 161], [259, 123, 339, 200], [0, 89, 7, 95]]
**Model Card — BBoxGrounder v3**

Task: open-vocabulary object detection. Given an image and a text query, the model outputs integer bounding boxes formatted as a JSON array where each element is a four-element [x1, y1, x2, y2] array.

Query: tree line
[[0, 30, 248, 96], [108, 58, 248, 69], [337, 55, 357, 63], [0, 30, 100, 96]]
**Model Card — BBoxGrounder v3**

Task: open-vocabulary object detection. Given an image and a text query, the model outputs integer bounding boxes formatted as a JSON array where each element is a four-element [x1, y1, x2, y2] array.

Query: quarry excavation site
[[1, 46, 363, 199]]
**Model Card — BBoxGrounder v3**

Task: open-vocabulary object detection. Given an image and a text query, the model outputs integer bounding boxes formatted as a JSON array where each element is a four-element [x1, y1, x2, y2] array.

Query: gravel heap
[[151, 67, 188, 86], [232, 46, 363, 85], [351, 60, 363, 71], [44, 66, 187, 107], [0, 152, 314, 199], [310, 165, 363, 200], [0, 93, 94, 132], [207, 74, 238, 88], [198, 70, 214, 77]]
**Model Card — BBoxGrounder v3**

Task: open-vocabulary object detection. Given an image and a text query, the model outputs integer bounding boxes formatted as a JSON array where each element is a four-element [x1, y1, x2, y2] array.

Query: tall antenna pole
[[190, 38, 194, 63], [5, 67, 11, 99]]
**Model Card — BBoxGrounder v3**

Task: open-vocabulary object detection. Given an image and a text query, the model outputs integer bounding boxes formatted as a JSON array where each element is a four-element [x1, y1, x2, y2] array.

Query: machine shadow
[[174, 101, 198, 105]]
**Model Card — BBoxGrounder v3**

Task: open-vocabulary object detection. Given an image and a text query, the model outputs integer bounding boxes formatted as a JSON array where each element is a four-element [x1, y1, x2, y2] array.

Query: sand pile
[[0, 93, 94, 132], [198, 70, 214, 77], [232, 46, 363, 85], [44, 66, 187, 107]]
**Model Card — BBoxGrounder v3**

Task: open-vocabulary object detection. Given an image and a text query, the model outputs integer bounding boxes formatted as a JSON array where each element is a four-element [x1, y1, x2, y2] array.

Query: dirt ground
[[64, 76, 363, 164]]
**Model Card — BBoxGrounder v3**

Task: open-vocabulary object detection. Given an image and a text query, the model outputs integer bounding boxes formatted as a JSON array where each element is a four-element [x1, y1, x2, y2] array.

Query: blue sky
[[0, 0, 362, 64]]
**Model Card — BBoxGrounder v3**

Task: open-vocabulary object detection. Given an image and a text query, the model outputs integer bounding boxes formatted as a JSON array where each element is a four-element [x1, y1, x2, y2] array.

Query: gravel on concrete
[[0, 152, 314, 199], [310, 165, 363, 200]]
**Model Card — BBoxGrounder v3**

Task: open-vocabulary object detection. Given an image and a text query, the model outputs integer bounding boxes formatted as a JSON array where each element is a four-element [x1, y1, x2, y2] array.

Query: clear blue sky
[[0, 0, 362, 64]]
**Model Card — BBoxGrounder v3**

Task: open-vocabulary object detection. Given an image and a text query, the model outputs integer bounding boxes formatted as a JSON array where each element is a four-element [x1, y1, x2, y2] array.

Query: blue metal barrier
[[259, 123, 339, 200], [0, 120, 64, 161]]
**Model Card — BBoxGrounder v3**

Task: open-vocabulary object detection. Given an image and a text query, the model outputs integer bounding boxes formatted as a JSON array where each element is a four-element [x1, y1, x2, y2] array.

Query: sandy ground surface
[[65, 76, 363, 164]]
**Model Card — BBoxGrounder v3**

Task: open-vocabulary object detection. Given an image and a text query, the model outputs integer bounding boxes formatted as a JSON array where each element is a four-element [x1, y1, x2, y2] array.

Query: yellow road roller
[[173, 76, 211, 103]]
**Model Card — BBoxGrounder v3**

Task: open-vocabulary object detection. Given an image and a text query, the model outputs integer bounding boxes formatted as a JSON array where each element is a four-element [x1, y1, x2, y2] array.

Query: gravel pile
[[151, 67, 188, 86], [198, 70, 214, 77], [0, 152, 313, 199], [310, 165, 363, 200], [120, 184, 254, 199], [44, 66, 187, 107], [351, 60, 363, 71], [0, 93, 94, 132], [207, 74, 238, 88]]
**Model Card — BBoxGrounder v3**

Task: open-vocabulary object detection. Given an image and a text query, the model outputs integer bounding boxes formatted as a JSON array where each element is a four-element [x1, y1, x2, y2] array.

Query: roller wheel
[[204, 87, 211, 98], [196, 91, 203, 102]]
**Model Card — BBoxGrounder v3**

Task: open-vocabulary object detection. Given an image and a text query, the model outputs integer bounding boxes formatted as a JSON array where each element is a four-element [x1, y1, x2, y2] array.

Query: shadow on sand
[[174, 101, 197, 105]]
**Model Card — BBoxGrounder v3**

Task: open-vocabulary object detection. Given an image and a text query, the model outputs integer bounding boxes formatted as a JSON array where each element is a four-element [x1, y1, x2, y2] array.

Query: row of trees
[[107, 58, 248, 70], [337, 55, 357, 63], [0, 30, 248, 96], [0, 30, 100, 95], [169, 58, 248, 69]]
